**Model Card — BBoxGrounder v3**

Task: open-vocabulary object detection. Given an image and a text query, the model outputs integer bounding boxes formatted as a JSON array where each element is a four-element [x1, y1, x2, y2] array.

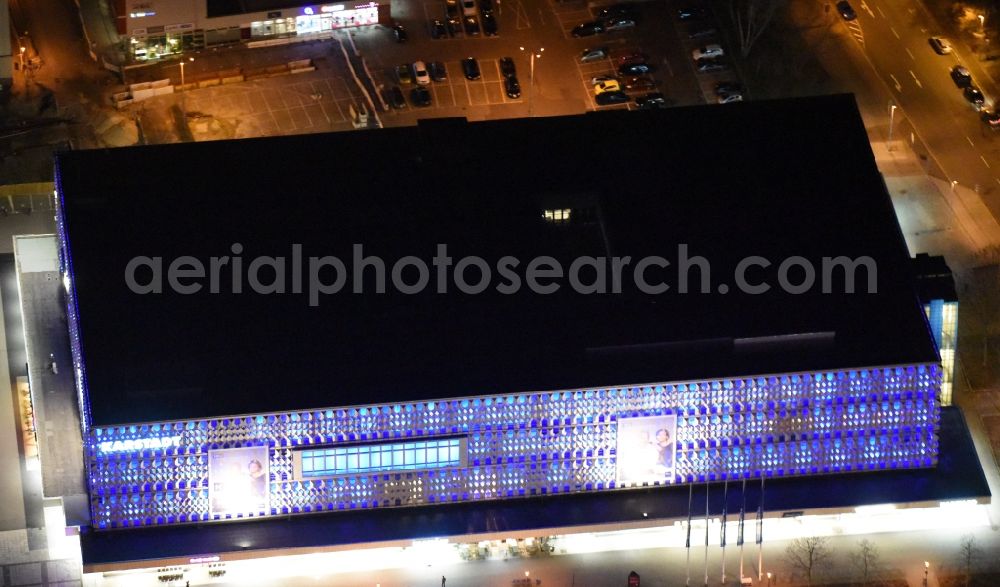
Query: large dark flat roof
[[79, 408, 990, 567], [55, 95, 938, 426]]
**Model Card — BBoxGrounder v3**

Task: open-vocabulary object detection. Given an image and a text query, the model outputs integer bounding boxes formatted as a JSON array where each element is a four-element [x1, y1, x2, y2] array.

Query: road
[[825, 0, 1000, 227]]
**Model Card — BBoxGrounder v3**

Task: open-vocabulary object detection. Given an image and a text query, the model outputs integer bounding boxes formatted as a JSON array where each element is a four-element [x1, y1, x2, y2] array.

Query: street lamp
[[519, 46, 543, 116], [979, 14, 985, 33], [18, 46, 25, 72], [766, 571, 773, 587], [923, 561, 929, 587], [179, 56, 194, 88], [887, 101, 897, 151]]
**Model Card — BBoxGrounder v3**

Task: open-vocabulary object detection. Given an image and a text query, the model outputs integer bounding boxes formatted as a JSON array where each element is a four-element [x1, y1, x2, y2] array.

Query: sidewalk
[[76, 0, 123, 68]]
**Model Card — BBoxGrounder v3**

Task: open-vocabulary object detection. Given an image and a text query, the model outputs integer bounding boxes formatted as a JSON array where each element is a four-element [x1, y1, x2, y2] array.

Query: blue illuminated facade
[[84, 364, 940, 530]]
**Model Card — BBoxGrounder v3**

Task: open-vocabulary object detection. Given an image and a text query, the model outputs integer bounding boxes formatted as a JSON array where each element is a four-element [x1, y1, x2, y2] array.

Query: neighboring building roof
[[912, 253, 958, 303], [78, 408, 990, 568], [55, 95, 939, 426]]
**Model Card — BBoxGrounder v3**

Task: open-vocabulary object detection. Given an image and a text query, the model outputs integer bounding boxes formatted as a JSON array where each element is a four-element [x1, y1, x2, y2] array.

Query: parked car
[[635, 92, 669, 109], [462, 57, 481, 80], [392, 23, 408, 42], [615, 50, 647, 66], [446, 0, 458, 17], [410, 86, 432, 106], [594, 79, 622, 95], [715, 81, 744, 95], [505, 75, 521, 98], [692, 44, 724, 60], [929, 36, 953, 55], [431, 19, 448, 38], [430, 61, 448, 81], [619, 62, 652, 75], [413, 61, 431, 85], [447, 18, 462, 35], [950, 65, 972, 88], [461, 0, 476, 16], [604, 17, 636, 31], [572, 21, 606, 37], [396, 63, 414, 84], [677, 5, 708, 20], [981, 109, 1000, 128], [964, 86, 986, 109], [688, 26, 717, 39], [591, 75, 618, 85], [696, 56, 728, 73], [464, 15, 480, 34], [500, 57, 517, 78], [480, 0, 493, 13], [482, 12, 497, 35], [718, 92, 743, 103], [387, 85, 406, 109], [598, 2, 639, 19], [836, 1, 856, 21], [581, 47, 609, 62], [595, 90, 629, 105], [622, 75, 656, 91]]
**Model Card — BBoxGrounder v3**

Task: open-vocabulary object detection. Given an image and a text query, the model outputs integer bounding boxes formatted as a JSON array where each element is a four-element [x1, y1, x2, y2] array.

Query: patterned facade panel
[[85, 364, 941, 530]]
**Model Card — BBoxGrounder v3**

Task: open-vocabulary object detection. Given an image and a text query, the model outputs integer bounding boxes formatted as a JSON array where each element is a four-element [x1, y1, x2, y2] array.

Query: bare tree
[[958, 534, 981, 587], [784, 536, 833, 586], [849, 539, 882, 586], [726, 0, 788, 57]]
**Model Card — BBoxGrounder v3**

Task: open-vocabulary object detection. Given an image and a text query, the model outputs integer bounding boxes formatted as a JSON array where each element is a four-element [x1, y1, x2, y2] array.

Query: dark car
[[500, 57, 517, 78], [616, 50, 647, 66], [598, 3, 639, 20], [715, 81, 744, 95], [604, 17, 636, 31], [431, 19, 447, 38], [480, 0, 494, 14], [836, 1, 856, 21], [387, 85, 406, 109], [482, 12, 497, 35], [696, 56, 728, 73], [595, 90, 629, 105], [410, 86, 432, 106], [572, 21, 606, 37], [950, 65, 972, 88], [392, 23, 408, 42], [430, 61, 448, 81], [446, 0, 459, 17], [622, 75, 656, 91], [505, 75, 521, 98], [964, 86, 986, 108], [981, 109, 1000, 128], [462, 57, 481, 80], [688, 26, 717, 39], [464, 15, 480, 35], [677, 6, 708, 20], [618, 62, 652, 75], [447, 18, 462, 35], [635, 92, 669, 109]]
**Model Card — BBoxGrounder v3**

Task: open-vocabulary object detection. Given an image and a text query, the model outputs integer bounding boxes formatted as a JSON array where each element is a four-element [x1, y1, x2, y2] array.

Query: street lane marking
[[909, 70, 922, 88], [906, 48, 914, 60], [995, 177, 1000, 186], [890, 27, 899, 39], [967, 136, 974, 146], [877, 5, 886, 18], [860, 0, 874, 18], [889, 74, 902, 91], [982, 155, 991, 168], [663, 57, 674, 78]]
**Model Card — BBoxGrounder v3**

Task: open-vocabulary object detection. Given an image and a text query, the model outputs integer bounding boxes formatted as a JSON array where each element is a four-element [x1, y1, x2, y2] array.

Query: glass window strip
[[299, 439, 463, 476]]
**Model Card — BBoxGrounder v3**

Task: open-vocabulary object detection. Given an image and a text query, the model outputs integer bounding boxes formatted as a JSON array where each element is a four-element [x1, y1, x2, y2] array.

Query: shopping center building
[[49, 96, 990, 579], [115, 0, 390, 60]]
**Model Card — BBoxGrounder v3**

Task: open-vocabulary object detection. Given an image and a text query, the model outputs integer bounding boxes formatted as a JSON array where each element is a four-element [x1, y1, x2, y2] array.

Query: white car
[[717, 92, 743, 104], [413, 61, 431, 85], [462, 0, 477, 16], [692, 44, 724, 60]]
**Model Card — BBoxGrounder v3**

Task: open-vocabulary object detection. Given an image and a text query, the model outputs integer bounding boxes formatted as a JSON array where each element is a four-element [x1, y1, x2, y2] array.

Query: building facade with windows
[[114, 0, 390, 61], [50, 100, 980, 571]]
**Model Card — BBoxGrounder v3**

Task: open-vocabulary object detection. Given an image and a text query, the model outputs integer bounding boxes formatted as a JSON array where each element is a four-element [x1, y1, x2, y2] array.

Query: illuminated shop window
[[300, 438, 462, 476], [543, 209, 571, 223]]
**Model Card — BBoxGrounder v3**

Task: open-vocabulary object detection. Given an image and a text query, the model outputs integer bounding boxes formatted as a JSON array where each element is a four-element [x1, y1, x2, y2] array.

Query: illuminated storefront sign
[[97, 435, 181, 453]]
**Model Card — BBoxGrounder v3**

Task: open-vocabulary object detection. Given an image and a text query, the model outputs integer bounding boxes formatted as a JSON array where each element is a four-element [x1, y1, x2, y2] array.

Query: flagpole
[[738, 478, 746, 583], [686, 483, 693, 587], [756, 476, 765, 582], [704, 481, 709, 587], [721, 479, 728, 584]]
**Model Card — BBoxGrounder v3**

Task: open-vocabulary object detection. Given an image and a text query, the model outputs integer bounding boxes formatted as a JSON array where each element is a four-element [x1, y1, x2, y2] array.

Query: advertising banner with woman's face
[[208, 446, 270, 516], [615, 414, 678, 486]]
